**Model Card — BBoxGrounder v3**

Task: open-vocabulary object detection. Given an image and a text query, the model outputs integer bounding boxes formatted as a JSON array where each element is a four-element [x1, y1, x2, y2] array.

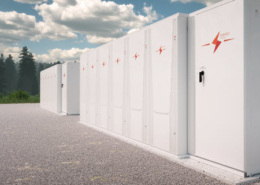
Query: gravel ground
[[0, 104, 228, 185]]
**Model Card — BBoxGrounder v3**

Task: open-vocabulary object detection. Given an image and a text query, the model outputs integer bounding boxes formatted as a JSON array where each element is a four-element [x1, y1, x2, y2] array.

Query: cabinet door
[[195, 0, 244, 171]]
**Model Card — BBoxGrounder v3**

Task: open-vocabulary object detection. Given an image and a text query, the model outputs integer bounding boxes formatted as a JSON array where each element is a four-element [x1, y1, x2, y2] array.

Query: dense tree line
[[0, 46, 62, 95]]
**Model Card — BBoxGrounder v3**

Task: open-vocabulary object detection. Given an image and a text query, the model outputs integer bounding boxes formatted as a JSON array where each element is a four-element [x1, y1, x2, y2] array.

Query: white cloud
[[4, 47, 21, 54], [0, 11, 37, 44], [0, 11, 36, 29], [1, 1, 159, 45], [170, 0, 221, 6], [33, 21, 77, 41], [34, 54, 50, 62], [0, 11, 77, 44], [35, 47, 90, 62], [86, 35, 114, 44], [35, 0, 159, 43], [1, 46, 21, 62], [13, 0, 47, 4], [1, 0, 159, 47], [127, 28, 139, 34]]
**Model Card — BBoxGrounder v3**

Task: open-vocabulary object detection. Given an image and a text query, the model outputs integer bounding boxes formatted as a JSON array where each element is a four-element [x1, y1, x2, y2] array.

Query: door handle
[[61, 84, 64, 88], [199, 71, 204, 83]]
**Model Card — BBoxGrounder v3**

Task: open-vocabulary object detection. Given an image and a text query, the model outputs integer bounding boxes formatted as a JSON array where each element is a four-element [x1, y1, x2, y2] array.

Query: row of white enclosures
[[40, 62, 80, 115], [78, 0, 260, 177]]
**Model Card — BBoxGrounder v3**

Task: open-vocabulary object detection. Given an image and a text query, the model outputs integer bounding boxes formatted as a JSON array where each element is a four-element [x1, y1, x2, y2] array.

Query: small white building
[[40, 62, 80, 115]]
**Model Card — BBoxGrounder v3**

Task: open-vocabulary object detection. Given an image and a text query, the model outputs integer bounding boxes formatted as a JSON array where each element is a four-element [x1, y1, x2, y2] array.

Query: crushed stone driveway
[[0, 104, 227, 185]]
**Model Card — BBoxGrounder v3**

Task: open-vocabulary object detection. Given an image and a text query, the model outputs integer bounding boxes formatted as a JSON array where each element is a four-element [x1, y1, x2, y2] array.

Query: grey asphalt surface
[[0, 104, 227, 185]]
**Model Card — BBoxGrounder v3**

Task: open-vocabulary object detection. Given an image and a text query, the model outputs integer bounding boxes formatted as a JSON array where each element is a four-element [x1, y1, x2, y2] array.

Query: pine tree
[[0, 54, 6, 94], [17, 47, 38, 95], [5, 54, 17, 93], [29, 52, 38, 95], [17, 47, 28, 93]]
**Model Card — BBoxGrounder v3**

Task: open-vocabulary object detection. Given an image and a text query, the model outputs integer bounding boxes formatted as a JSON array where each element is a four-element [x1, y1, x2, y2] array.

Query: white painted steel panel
[[40, 64, 62, 113], [61, 62, 80, 115], [62, 64, 67, 113], [149, 17, 181, 153], [244, 0, 260, 176], [88, 51, 97, 125], [123, 38, 129, 137], [95, 50, 101, 127], [188, 16, 196, 156], [99, 44, 110, 129], [174, 16, 188, 156], [128, 31, 145, 142], [66, 62, 80, 115], [194, 0, 244, 171], [112, 39, 125, 134], [85, 53, 91, 124], [80, 53, 87, 122]]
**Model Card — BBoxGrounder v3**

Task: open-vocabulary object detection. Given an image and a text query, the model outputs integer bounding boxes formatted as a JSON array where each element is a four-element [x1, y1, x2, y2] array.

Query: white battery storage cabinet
[[80, 13, 188, 157], [40, 64, 62, 114], [62, 62, 80, 115], [188, 0, 260, 177], [39, 0, 260, 178], [40, 62, 80, 115]]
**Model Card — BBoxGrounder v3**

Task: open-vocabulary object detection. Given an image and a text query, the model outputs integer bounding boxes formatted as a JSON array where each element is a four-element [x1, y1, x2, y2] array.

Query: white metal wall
[[112, 38, 125, 134], [88, 50, 97, 124], [99, 44, 110, 129], [150, 17, 177, 152], [67, 62, 80, 114], [40, 64, 62, 113], [62, 62, 80, 115], [80, 53, 87, 122], [244, 0, 260, 176], [62, 64, 68, 113], [80, 13, 188, 157], [128, 31, 145, 142]]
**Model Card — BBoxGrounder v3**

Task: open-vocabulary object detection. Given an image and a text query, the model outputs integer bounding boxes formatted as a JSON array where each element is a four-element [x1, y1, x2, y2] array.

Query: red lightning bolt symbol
[[133, 53, 139, 60], [212, 32, 222, 53], [159, 47, 163, 54], [157, 46, 166, 55]]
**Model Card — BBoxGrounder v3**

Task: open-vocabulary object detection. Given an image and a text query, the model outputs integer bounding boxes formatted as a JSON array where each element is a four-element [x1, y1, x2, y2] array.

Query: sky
[[0, 0, 222, 63]]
